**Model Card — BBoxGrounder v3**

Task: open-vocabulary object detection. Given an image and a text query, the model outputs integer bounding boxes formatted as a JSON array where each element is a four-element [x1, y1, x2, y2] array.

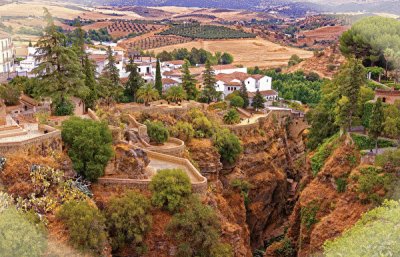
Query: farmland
[[119, 35, 192, 50], [159, 23, 256, 39], [150, 38, 313, 68], [106, 20, 166, 38]]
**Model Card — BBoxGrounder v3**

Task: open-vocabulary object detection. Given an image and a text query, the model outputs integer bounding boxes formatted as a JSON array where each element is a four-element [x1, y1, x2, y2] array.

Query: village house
[[375, 88, 400, 104], [162, 78, 180, 92], [163, 60, 185, 70], [16, 47, 40, 74]]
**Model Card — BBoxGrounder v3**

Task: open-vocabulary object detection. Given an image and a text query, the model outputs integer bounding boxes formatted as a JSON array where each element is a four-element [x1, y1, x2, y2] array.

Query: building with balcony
[[0, 32, 15, 73]]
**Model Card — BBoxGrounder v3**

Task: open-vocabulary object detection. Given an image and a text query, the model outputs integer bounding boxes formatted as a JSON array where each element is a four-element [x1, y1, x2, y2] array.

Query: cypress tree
[[125, 57, 144, 102], [369, 98, 384, 153], [201, 59, 218, 103], [252, 90, 265, 111], [155, 59, 163, 96], [83, 55, 98, 109], [181, 59, 198, 100], [239, 82, 249, 108], [103, 46, 120, 87]]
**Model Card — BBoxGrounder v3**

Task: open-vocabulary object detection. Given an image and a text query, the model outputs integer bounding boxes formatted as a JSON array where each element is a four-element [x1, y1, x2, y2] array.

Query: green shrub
[[170, 121, 195, 143], [192, 116, 213, 138], [167, 197, 233, 257], [223, 108, 241, 125], [54, 99, 75, 116], [336, 178, 347, 193], [0, 207, 47, 257], [213, 129, 243, 164], [230, 95, 244, 108], [145, 120, 169, 144], [310, 134, 339, 176], [351, 133, 395, 150], [62, 117, 114, 182], [105, 191, 152, 252], [208, 101, 228, 110], [231, 179, 252, 207], [301, 200, 319, 230], [375, 148, 400, 168], [273, 238, 295, 257], [150, 169, 192, 213], [323, 200, 400, 257], [57, 201, 107, 254], [356, 167, 393, 204]]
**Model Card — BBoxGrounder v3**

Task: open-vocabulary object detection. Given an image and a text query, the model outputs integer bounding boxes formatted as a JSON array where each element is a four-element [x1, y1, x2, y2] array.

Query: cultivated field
[[149, 38, 313, 68], [120, 35, 192, 50], [106, 21, 166, 38], [297, 25, 350, 46]]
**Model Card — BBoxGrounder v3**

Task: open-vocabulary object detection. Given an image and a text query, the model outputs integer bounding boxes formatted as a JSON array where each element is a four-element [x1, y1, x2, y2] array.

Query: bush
[[213, 129, 242, 164], [273, 238, 295, 257], [62, 117, 114, 182], [57, 201, 107, 254], [310, 134, 339, 176], [167, 197, 232, 257], [105, 191, 152, 252], [300, 200, 319, 230], [324, 200, 400, 257], [145, 120, 169, 144], [0, 207, 47, 257], [375, 148, 400, 168], [192, 116, 213, 138], [223, 108, 241, 125], [150, 169, 192, 213], [230, 95, 244, 108], [336, 178, 347, 193], [231, 179, 252, 207], [170, 121, 195, 143], [351, 133, 395, 150], [288, 54, 303, 67], [54, 99, 75, 116], [355, 167, 393, 204]]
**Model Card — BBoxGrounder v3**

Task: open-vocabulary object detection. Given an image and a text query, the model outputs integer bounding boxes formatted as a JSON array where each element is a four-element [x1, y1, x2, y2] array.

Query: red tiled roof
[[375, 89, 400, 96], [251, 74, 265, 80], [167, 60, 185, 65], [216, 72, 250, 84], [162, 78, 179, 85], [212, 64, 239, 70]]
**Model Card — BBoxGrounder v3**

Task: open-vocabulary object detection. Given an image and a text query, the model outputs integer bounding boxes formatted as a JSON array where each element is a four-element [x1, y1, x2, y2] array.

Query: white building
[[0, 33, 15, 73], [16, 47, 41, 73], [213, 65, 247, 75], [215, 72, 273, 97]]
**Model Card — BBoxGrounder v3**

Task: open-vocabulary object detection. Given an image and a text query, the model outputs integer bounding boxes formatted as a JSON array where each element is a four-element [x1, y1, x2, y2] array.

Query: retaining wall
[[147, 137, 185, 157]]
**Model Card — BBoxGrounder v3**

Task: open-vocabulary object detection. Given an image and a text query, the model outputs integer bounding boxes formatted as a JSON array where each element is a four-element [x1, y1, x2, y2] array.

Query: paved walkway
[[146, 158, 198, 181]]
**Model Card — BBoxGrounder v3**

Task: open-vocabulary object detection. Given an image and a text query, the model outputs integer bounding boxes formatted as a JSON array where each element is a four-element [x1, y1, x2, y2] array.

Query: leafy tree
[[384, 48, 400, 82], [213, 129, 242, 164], [288, 54, 303, 67], [166, 85, 187, 104], [223, 108, 241, 125], [105, 191, 152, 252], [103, 46, 120, 87], [369, 98, 385, 153], [201, 60, 218, 103], [54, 98, 75, 116], [34, 8, 87, 107], [167, 197, 232, 257], [192, 116, 213, 138], [335, 96, 352, 133], [229, 95, 244, 108], [149, 169, 192, 213], [324, 200, 400, 257], [252, 90, 265, 110], [220, 52, 234, 64], [239, 83, 249, 108], [57, 201, 107, 254], [0, 84, 20, 106], [0, 207, 47, 257], [61, 117, 113, 182], [383, 104, 400, 140], [124, 58, 144, 102], [136, 83, 159, 106], [170, 121, 195, 143], [82, 55, 99, 109], [181, 59, 199, 100], [145, 120, 169, 144]]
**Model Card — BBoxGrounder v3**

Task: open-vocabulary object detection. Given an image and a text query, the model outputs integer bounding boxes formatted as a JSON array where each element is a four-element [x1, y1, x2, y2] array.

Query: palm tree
[[165, 85, 187, 104], [136, 83, 159, 106]]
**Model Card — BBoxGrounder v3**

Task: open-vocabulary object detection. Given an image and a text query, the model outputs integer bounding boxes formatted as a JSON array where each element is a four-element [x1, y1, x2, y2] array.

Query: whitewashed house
[[213, 65, 247, 75], [215, 72, 273, 96], [0, 32, 15, 73]]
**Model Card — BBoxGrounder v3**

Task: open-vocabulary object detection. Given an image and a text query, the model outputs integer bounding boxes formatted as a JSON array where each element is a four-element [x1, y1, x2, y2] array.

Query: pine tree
[[336, 58, 366, 132], [103, 46, 120, 87], [34, 8, 87, 111], [239, 82, 249, 108], [252, 90, 265, 110], [201, 59, 218, 103], [181, 59, 198, 100], [369, 98, 384, 153], [124, 57, 144, 102], [155, 59, 163, 96], [71, 21, 86, 65]]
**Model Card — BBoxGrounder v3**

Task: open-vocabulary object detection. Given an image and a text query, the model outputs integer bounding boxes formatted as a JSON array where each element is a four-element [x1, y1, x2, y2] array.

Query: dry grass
[[150, 38, 313, 68]]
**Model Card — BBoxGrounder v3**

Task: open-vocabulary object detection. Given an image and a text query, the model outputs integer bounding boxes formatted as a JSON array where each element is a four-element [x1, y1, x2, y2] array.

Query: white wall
[[214, 67, 247, 75]]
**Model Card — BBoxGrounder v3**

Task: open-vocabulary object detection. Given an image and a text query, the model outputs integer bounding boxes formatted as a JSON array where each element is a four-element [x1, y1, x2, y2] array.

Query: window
[[383, 97, 386, 103]]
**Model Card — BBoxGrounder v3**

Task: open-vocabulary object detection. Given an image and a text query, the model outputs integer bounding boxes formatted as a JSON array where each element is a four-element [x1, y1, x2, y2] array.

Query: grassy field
[[149, 38, 313, 68]]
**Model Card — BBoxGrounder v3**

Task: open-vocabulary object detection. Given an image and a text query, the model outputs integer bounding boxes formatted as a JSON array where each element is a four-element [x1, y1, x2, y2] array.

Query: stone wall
[[147, 138, 185, 157], [0, 130, 62, 157]]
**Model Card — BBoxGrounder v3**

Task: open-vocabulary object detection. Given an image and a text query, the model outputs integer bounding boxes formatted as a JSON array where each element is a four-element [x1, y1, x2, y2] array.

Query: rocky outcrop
[[187, 139, 223, 181], [105, 144, 150, 179]]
